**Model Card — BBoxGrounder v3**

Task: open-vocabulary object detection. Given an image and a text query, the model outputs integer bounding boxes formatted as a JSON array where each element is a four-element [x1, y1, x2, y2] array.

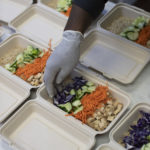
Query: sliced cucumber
[[141, 143, 150, 150], [87, 86, 96, 93], [74, 106, 83, 114], [23, 55, 33, 62], [137, 22, 145, 29], [11, 60, 17, 68], [58, 102, 72, 113], [72, 100, 81, 107], [5, 64, 16, 73], [127, 31, 139, 41], [120, 32, 126, 37], [86, 81, 94, 86], [77, 89, 82, 95], [70, 89, 76, 95], [16, 54, 24, 64]]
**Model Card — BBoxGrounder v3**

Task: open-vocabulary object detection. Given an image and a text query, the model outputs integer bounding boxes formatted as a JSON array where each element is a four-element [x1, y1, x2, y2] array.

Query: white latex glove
[[44, 30, 83, 97]]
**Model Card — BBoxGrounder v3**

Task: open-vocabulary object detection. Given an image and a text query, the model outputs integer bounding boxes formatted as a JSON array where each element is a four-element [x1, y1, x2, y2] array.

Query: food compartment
[[0, 0, 32, 23], [111, 103, 150, 150], [98, 3, 150, 49], [39, 0, 72, 17], [10, 5, 67, 47], [38, 69, 130, 134], [0, 100, 95, 150], [0, 34, 50, 87], [80, 30, 150, 84], [0, 69, 30, 122], [40, 0, 58, 9]]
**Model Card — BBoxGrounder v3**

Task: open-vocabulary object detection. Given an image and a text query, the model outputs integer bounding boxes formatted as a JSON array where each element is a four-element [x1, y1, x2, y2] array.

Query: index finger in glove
[[44, 66, 59, 98]]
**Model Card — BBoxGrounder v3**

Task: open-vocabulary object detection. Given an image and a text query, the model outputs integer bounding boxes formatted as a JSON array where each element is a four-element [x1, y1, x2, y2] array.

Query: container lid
[[0, 100, 95, 150], [80, 30, 150, 84], [0, 68, 30, 123], [0, 0, 32, 23], [10, 4, 67, 47]]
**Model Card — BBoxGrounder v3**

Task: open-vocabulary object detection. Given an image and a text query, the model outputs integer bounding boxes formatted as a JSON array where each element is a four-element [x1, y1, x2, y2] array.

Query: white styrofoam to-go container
[[0, 33, 48, 89], [0, 100, 96, 150], [97, 3, 150, 50], [0, 68, 131, 150], [79, 30, 150, 84], [0, 0, 32, 23], [0, 33, 49, 123], [96, 103, 150, 150], [37, 69, 131, 135], [9, 4, 67, 48]]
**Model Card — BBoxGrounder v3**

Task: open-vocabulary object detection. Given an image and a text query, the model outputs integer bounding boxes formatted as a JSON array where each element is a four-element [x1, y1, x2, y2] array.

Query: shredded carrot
[[15, 51, 51, 80], [48, 39, 52, 51], [71, 85, 111, 123], [136, 25, 150, 46], [61, 7, 72, 17], [15, 40, 52, 81]]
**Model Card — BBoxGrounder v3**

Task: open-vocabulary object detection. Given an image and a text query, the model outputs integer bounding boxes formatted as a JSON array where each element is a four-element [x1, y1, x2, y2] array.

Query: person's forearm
[[64, 4, 93, 34]]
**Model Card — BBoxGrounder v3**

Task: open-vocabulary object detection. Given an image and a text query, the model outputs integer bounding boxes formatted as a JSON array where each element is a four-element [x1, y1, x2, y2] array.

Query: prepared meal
[[1, 45, 51, 86], [53, 76, 123, 131], [42, 0, 72, 17], [107, 16, 150, 48], [57, 0, 72, 16], [121, 111, 150, 150]]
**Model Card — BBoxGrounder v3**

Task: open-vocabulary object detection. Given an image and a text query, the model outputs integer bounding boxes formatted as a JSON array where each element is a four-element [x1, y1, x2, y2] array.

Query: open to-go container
[[96, 103, 150, 150], [79, 30, 150, 84], [97, 3, 150, 49], [0, 68, 30, 123], [0, 33, 48, 88], [0, 0, 33, 23], [0, 68, 131, 150], [0, 33, 49, 122], [37, 69, 130, 134], [9, 4, 67, 47], [0, 100, 96, 150]]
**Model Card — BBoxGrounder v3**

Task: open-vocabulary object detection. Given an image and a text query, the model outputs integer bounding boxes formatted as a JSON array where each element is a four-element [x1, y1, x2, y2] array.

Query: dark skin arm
[[64, 4, 93, 34]]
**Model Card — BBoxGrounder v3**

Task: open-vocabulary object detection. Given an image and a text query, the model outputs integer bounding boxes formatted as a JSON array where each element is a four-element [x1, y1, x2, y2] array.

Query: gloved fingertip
[[56, 77, 62, 85], [47, 90, 54, 98]]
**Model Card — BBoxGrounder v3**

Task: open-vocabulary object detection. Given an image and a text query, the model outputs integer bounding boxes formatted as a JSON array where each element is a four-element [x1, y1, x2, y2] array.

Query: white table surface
[[1, 2, 150, 150]]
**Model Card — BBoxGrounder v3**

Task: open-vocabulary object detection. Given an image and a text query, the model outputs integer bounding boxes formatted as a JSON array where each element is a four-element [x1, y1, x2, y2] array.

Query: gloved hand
[[44, 30, 83, 98]]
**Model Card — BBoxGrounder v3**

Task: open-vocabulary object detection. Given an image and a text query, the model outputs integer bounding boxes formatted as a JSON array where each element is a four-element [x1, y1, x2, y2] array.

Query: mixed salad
[[5, 46, 44, 73], [53, 76, 123, 131], [54, 77, 96, 114], [120, 16, 149, 41], [4, 45, 50, 86], [57, 0, 72, 16], [120, 16, 150, 48], [123, 111, 150, 150]]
